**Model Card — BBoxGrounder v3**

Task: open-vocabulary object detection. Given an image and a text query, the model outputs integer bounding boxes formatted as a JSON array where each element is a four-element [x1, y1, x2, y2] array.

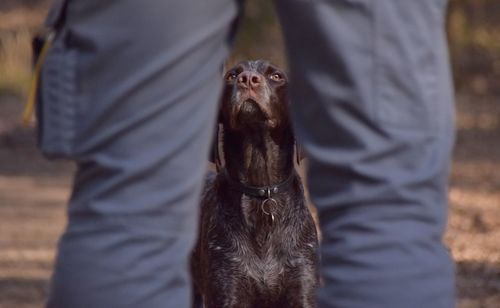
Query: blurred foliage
[[0, 1, 47, 95], [228, 0, 286, 68], [1, 0, 500, 96], [0, 29, 32, 94], [447, 0, 500, 95]]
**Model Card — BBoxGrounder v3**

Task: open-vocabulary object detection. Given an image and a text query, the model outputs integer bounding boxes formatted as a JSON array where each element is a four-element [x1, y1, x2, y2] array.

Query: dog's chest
[[205, 190, 311, 291], [239, 249, 283, 291], [231, 228, 291, 289]]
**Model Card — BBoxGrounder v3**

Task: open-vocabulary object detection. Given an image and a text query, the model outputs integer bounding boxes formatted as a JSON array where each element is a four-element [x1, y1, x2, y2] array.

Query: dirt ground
[[0, 91, 499, 307]]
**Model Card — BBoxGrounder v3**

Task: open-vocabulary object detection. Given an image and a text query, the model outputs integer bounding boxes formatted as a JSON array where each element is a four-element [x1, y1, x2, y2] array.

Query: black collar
[[223, 169, 295, 199]]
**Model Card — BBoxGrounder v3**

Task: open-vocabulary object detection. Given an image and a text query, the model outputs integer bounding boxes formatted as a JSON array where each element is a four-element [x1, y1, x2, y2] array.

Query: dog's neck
[[223, 125, 295, 187]]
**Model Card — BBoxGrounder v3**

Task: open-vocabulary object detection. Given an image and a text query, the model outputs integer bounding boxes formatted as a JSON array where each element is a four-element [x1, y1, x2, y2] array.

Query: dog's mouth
[[234, 97, 276, 128], [239, 98, 262, 115], [224, 82, 280, 130], [235, 87, 271, 115]]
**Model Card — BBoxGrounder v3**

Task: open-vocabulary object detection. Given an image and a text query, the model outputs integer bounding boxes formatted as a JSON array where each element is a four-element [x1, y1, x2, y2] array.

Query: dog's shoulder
[[203, 171, 217, 188], [199, 171, 224, 222], [201, 171, 219, 197]]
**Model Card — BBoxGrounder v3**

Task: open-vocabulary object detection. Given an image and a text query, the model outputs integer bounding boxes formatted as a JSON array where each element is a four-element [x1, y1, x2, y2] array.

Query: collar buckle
[[258, 187, 279, 198]]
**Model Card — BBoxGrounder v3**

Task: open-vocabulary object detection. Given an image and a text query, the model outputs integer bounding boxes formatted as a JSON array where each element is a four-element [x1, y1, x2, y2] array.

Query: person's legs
[[276, 0, 455, 307], [43, 1, 239, 307]]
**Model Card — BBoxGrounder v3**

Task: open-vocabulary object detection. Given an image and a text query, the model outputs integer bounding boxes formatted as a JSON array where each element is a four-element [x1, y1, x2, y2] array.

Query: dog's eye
[[226, 72, 237, 81], [269, 73, 283, 82]]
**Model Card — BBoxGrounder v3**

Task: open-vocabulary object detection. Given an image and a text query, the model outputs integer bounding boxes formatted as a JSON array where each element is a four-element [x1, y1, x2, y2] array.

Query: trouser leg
[[276, 0, 455, 307], [45, 1, 239, 307]]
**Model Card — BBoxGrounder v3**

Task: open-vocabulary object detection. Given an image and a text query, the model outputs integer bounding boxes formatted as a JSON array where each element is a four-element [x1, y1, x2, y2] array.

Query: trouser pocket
[[35, 0, 78, 159]]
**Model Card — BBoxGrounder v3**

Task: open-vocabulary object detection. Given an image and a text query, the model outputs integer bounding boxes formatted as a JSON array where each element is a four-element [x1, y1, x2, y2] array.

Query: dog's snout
[[237, 72, 263, 89]]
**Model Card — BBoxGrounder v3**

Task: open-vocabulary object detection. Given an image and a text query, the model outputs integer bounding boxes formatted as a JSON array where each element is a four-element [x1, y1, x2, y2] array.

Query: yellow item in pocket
[[22, 31, 55, 126]]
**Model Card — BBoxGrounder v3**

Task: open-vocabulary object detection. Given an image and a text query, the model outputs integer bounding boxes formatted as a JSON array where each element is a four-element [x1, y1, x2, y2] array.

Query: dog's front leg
[[203, 278, 254, 308], [282, 266, 318, 308]]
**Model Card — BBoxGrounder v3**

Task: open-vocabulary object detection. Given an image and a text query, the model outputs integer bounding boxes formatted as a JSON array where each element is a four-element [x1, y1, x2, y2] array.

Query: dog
[[191, 60, 319, 308]]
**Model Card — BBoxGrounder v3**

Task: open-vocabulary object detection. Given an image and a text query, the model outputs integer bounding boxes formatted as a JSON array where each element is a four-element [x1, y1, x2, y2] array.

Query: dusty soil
[[446, 93, 500, 307], [0, 94, 73, 308], [0, 92, 499, 307]]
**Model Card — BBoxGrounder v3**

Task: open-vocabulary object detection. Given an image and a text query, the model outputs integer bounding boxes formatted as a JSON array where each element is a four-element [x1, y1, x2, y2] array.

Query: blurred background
[[0, 0, 499, 307]]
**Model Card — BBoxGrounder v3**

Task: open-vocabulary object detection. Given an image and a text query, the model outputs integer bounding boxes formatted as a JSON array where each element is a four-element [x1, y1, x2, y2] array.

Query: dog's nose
[[237, 72, 262, 89]]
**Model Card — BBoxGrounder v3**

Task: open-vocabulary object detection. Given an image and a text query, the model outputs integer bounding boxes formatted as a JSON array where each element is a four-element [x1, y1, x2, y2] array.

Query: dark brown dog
[[191, 60, 319, 308]]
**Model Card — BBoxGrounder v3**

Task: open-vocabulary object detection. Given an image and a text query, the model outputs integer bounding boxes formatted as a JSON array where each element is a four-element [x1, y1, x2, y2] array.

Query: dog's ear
[[209, 116, 223, 172], [208, 123, 219, 164], [295, 142, 306, 166], [209, 65, 228, 171]]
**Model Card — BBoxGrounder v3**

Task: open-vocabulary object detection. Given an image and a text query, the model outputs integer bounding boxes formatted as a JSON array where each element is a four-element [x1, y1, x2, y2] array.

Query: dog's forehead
[[249, 60, 267, 72]]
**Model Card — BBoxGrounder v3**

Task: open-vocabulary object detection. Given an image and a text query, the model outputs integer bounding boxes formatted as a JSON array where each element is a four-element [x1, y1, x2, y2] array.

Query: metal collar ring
[[261, 198, 278, 216]]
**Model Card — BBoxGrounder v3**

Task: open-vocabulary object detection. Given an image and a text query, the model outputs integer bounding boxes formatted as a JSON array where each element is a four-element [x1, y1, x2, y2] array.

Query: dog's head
[[220, 60, 290, 131], [211, 60, 305, 168]]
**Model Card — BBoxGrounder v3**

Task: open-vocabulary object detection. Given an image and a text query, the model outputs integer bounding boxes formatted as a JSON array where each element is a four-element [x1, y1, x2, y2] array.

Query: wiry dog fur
[[191, 60, 319, 308]]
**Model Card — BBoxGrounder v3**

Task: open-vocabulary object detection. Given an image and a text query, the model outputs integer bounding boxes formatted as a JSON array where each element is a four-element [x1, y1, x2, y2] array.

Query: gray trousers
[[41, 0, 455, 307]]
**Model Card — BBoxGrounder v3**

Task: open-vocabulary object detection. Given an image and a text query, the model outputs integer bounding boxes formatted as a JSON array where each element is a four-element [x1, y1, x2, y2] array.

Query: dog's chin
[[240, 99, 261, 115], [233, 99, 276, 130]]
